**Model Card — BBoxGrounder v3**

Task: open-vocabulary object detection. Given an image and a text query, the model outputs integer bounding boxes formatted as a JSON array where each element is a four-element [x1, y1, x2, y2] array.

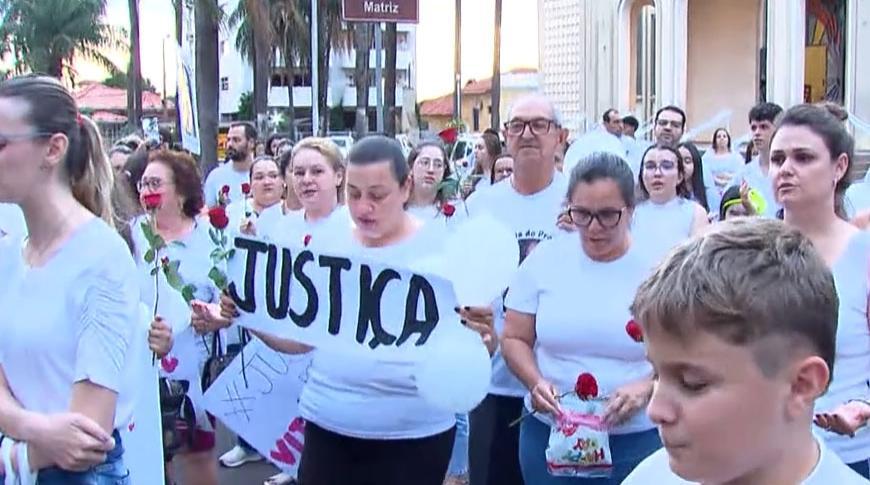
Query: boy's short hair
[[631, 218, 838, 378]]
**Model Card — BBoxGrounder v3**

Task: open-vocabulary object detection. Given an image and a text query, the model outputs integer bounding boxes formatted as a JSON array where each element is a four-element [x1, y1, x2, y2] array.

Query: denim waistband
[[25, 429, 126, 484]]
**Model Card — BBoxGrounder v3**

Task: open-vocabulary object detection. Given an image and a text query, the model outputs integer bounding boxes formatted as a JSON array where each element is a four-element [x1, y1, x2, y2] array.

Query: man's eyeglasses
[[0, 132, 53, 152], [655, 119, 683, 129], [567, 206, 626, 229], [504, 118, 557, 136], [137, 177, 173, 192], [416, 157, 445, 170], [643, 160, 677, 173]]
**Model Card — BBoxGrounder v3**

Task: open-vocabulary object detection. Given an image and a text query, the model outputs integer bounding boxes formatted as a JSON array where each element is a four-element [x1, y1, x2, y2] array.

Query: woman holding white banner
[[219, 135, 496, 485], [632, 144, 709, 264], [132, 149, 223, 485], [502, 153, 662, 484], [0, 75, 138, 483], [228, 156, 284, 236]]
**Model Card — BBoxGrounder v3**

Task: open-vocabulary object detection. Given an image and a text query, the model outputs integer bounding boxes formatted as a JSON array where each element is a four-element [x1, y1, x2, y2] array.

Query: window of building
[[220, 77, 229, 91]]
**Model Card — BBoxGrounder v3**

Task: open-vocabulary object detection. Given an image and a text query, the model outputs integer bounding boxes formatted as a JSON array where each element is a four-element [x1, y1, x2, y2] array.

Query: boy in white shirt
[[623, 218, 869, 485]]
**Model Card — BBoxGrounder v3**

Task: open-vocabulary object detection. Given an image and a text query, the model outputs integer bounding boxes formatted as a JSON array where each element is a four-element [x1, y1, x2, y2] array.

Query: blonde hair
[[291, 137, 346, 203], [74, 115, 116, 227]]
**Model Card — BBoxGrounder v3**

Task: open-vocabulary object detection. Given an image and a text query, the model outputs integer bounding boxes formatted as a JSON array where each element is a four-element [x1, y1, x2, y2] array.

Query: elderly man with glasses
[[464, 94, 569, 485]]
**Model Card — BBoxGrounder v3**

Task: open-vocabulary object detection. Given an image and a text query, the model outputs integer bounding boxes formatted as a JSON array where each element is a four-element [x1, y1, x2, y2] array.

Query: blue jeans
[[2, 430, 129, 485], [447, 413, 469, 476], [848, 459, 869, 478], [519, 417, 661, 484]]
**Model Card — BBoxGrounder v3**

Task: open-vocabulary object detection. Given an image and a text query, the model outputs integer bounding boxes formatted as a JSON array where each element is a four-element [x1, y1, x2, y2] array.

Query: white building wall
[[537, 0, 585, 133], [217, 10, 416, 117]]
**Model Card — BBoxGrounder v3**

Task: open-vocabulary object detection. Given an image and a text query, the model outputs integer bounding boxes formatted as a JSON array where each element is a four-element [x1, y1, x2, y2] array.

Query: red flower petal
[[241, 183, 251, 195], [221, 185, 231, 195], [208, 206, 230, 230], [441, 202, 456, 217], [575, 372, 599, 400], [303, 234, 312, 247], [626, 319, 644, 343]]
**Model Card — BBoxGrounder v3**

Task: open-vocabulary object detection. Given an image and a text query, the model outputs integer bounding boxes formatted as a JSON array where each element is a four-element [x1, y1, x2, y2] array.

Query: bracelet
[[16, 441, 36, 485], [1, 437, 16, 485]]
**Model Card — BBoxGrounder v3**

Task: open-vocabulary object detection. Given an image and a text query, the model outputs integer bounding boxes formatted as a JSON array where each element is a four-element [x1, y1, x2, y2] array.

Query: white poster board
[[202, 340, 311, 475]]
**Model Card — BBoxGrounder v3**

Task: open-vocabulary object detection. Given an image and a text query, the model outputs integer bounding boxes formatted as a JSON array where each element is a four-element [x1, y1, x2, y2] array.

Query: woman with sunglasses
[[502, 152, 661, 484], [632, 144, 709, 264], [0, 75, 139, 482]]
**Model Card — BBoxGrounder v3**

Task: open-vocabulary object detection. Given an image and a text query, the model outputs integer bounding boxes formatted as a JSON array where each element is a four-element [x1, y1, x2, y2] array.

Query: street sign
[[342, 0, 419, 23]]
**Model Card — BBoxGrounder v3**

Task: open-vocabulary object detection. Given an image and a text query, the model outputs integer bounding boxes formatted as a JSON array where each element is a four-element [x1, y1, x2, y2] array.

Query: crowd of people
[[0, 73, 867, 485]]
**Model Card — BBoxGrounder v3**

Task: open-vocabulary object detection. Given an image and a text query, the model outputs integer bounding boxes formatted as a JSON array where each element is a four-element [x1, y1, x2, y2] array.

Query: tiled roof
[[74, 82, 165, 112]]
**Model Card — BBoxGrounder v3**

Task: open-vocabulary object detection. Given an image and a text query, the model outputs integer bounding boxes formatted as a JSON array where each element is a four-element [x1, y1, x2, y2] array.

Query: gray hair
[[505, 93, 564, 127]]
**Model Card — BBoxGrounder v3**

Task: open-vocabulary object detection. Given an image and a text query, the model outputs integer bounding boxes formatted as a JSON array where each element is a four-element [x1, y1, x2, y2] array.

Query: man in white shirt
[[203, 122, 257, 208], [466, 93, 568, 485], [563, 109, 627, 175], [624, 218, 868, 485]]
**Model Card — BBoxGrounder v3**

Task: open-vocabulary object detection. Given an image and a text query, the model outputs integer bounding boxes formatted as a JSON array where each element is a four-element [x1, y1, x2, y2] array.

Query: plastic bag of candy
[[545, 394, 613, 478]]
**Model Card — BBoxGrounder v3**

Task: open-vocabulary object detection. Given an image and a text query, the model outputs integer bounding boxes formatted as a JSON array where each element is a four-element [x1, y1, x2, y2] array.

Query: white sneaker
[[219, 445, 264, 468], [264, 472, 296, 485]]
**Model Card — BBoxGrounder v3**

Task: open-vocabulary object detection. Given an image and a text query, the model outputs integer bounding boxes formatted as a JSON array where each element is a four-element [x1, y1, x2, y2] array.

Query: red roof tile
[[420, 93, 453, 117], [74, 83, 164, 112]]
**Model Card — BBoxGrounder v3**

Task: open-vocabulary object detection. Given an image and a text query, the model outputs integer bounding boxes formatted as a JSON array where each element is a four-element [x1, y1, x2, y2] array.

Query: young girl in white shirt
[[0, 75, 139, 483], [633, 144, 709, 264], [770, 104, 870, 478], [502, 152, 661, 484], [406, 140, 466, 231]]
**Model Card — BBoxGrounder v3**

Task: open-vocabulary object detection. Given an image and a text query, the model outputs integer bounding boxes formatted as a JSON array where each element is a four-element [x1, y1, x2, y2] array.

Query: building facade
[[538, 0, 870, 149], [217, 0, 417, 133]]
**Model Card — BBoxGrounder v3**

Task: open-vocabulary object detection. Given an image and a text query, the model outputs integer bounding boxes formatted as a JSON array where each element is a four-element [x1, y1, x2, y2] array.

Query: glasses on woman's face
[[567, 206, 625, 229], [416, 157, 445, 171], [643, 160, 677, 173], [137, 177, 173, 192]]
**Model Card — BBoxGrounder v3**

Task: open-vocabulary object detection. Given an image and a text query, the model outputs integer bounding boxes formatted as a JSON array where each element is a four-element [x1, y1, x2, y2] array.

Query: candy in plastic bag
[[545, 394, 613, 478]]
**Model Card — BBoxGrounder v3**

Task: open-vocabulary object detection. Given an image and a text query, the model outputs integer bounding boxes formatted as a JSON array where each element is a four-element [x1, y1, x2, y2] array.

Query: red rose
[[441, 202, 456, 217], [575, 372, 599, 400], [241, 183, 251, 195], [626, 319, 643, 343], [208, 206, 230, 230], [303, 234, 312, 247], [438, 127, 458, 144], [221, 185, 231, 195], [142, 193, 162, 210]]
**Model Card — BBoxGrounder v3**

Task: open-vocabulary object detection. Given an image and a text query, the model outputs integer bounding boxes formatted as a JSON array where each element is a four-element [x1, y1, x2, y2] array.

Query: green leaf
[[227, 249, 236, 259], [221, 235, 228, 246], [181, 285, 196, 304], [149, 266, 159, 276], [164, 268, 184, 291], [208, 266, 228, 290], [169, 240, 186, 249], [209, 248, 222, 260], [169, 260, 181, 274], [209, 228, 221, 246], [144, 248, 155, 264], [141, 221, 157, 247], [152, 234, 166, 249]]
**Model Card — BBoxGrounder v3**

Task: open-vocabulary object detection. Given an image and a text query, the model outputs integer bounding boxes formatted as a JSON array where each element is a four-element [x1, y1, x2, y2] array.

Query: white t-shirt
[[621, 437, 870, 485], [466, 172, 569, 397], [298, 222, 456, 439], [632, 198, 698, 266], [253, 203, 301, 240], [265, 205, 353, 249], [0, 203, 25, 239], [0, 218, 139, 430], [702, 151, 744, 211], [816, 230, 870, 464], [505, 233, 656, 434], [226, 197, 258, 234], [407, 201, 468, 234], [203, 162, 251, 207]]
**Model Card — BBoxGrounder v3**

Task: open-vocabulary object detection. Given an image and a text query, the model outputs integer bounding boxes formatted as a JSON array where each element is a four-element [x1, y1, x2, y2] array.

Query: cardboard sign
[[225, 237, 462, 357], [202, 339, 312, 475]]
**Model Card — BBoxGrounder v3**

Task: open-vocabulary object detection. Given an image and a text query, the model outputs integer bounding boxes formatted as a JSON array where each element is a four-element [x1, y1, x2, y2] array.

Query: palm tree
[[195, 0, 221, 171], [314, 0, 349, 135], [383, 23, 397, 136], [127, 0, 143, 131], [228, 0, 274, 126], [352, 22, 373, 138], [491, 0, 502, 130], [0, 0, 123, 83], [271, 0, 308, 141]]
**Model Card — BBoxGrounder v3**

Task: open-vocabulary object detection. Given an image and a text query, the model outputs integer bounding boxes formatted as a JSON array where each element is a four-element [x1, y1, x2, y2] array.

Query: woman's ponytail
[[70, 114, 116, 228]]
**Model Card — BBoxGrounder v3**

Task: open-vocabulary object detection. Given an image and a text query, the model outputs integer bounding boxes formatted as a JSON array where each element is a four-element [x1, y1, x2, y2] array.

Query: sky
[[90, 0, 539, 101]]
